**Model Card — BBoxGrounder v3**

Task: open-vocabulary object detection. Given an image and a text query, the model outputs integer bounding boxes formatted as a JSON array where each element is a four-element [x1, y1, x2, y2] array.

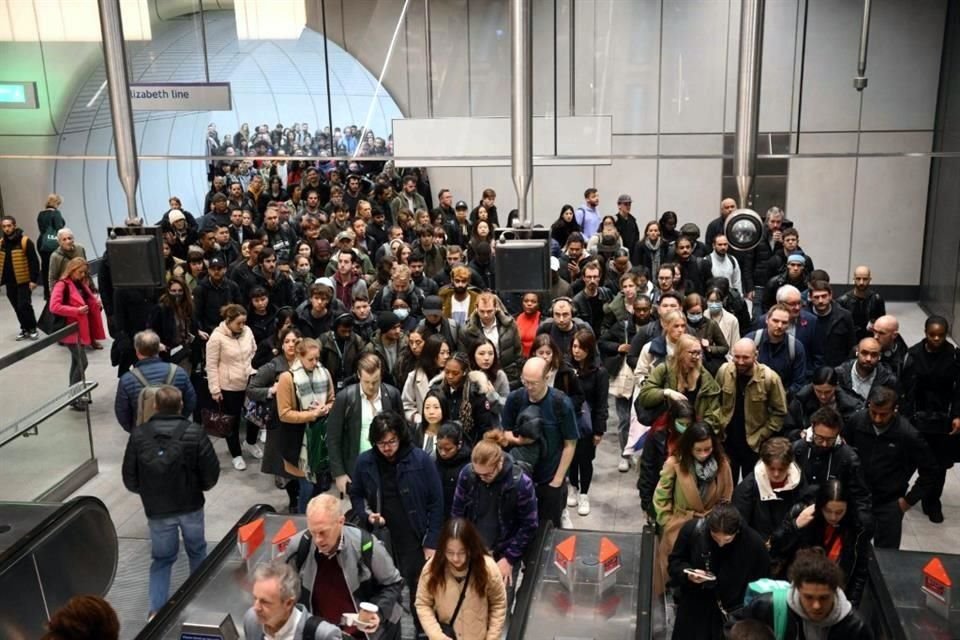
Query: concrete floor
[[1, 290, 956, 637]]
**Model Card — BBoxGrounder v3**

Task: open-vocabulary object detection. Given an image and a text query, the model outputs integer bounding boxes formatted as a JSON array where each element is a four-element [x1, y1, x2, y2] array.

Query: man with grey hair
[[286, 494, 404, 638], [115, 329, 196, 431], [716, 338, 789, 482], [244, 559, 343, 639], [47, 227, 87, 290]]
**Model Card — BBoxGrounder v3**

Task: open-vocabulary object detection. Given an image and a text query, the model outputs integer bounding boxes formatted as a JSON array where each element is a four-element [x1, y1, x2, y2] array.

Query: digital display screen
[[0, 82, 38, 109]]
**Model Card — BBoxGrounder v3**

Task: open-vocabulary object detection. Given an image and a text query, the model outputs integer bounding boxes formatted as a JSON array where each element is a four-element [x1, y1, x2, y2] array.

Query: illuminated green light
[[0, 84, 28, 104]]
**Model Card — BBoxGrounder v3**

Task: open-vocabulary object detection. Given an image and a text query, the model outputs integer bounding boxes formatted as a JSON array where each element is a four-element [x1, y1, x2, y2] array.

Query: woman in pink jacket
[[50, 257, 106, 410], [206, 303, 257, 470]]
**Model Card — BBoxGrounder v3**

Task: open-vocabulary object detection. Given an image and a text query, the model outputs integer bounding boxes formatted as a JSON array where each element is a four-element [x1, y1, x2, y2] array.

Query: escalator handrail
[[135, 503, 276, 640], [506, 521, 553, 640], [635, 525, 656, 640], [0, 495, 113, 573]]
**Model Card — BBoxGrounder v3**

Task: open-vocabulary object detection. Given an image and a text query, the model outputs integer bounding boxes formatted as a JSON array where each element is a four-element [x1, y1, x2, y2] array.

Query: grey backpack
[[131, 364, 178, 426]]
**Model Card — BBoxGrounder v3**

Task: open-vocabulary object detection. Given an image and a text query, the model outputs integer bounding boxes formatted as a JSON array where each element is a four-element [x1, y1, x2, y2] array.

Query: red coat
[[50, 278, 107, 345]]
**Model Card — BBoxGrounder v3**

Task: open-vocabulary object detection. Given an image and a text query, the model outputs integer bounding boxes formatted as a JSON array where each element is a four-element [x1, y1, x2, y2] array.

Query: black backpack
[[137, 419, 191, 496], [290, 525, 376, 606]]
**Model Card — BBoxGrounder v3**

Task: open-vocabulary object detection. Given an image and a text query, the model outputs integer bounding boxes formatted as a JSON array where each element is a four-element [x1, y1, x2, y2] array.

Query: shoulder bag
[[438, 564, 472, 639]]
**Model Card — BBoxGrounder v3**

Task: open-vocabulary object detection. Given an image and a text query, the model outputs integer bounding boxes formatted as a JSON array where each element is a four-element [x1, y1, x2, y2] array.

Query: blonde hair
[[61, 257, 87, 280], [45, 193, 62, 209], [297, 337, 320, 356], [669, 334, 703, 393], [471, 432, 504, 467], [306, 494, 341, 518]]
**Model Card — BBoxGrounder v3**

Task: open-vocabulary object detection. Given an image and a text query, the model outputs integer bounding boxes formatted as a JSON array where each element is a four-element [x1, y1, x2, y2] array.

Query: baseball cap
[[208, 256, 226, 269], [313, 239, 332, 255], [335, 230, 356, 243], [423, 295, 442, 314], [617, 194, 632, 205], [455, 200, 468, 210]]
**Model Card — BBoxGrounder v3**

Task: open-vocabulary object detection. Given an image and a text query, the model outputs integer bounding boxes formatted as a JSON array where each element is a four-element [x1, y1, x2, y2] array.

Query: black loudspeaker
[[106, 231, 164, 288], [494, 238, 550, 293]]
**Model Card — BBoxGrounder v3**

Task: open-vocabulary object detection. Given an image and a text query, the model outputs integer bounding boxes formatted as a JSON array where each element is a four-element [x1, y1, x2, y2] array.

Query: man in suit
[[327, 353, 403, 495]]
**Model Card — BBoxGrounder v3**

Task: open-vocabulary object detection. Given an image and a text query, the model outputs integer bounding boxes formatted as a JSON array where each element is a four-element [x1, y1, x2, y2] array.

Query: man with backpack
[[115, 330, 196, 432], [730, 548, 873, 639], [121, 385, 220, 618], [286, 494, 404, 639]]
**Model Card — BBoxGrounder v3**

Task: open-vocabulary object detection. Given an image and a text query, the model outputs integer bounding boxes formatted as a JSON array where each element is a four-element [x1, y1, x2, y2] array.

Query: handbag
[[202, 402, 236, 438], [38, 281, 71, 335], [438, 564, 472, 638]]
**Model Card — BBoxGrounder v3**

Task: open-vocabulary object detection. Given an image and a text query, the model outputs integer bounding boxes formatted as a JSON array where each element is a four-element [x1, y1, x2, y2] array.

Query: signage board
[[129, 82, 231, 111]]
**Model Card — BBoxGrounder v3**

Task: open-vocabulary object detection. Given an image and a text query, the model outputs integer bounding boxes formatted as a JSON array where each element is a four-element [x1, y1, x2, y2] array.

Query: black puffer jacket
[[122, 414, 220, 518], [434, 443, 472, 520], [792, 435, 873, 531], [575, 365, 609, 437], [785, 384, 862, 435]]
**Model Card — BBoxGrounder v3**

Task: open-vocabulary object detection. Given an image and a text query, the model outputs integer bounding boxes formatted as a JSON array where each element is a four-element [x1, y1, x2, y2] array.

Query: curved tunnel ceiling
[[54, 9, 403, 255]]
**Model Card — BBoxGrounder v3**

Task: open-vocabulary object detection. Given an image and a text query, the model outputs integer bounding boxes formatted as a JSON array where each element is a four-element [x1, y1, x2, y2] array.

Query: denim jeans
[[148, 508, 207, 613]]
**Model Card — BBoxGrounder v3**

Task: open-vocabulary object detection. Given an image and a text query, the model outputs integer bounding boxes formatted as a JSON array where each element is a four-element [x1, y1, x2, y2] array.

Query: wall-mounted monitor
[[0, 82, 39, 109]]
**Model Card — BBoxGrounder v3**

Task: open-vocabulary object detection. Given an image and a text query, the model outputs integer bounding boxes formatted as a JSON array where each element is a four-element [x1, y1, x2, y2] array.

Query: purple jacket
[[451, 454, 538, 564]]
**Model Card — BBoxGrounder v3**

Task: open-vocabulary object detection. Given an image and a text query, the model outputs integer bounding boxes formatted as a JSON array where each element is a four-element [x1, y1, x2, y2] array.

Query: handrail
[[506, 522, 553, 640], [0, 324, 78, 371], [0, 380, 98, 447], [135, 503, 277, 640], [635, 525, 657, 640], [0, 496, 110, 571]]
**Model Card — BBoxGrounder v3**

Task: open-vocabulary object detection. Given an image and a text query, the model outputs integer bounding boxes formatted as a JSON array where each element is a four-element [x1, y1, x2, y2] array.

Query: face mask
[[394, 308, 410, 320], [708, 302, 723, 314], [296, 266, 311, 276], [674, 421, 688, 434], [687, 313, 703, 324]]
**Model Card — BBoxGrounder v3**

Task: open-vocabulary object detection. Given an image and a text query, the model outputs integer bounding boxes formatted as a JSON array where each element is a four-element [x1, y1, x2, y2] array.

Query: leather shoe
[[928, 510, 945, 524]]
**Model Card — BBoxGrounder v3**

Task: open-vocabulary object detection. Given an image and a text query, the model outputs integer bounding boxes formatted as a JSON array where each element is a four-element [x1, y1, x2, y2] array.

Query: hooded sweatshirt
[[787, 586, 852, 640]]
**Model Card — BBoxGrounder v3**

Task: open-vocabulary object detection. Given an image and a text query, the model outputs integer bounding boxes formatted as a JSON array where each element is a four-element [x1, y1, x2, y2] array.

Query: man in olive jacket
[[716, 338, 789, 482]]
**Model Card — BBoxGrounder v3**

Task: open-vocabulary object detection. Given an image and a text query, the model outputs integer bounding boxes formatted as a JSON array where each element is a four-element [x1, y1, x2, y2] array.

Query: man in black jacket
[[872, 314, 909, 379], [792, 407, 873, 530], [327, 354, 403, 496], [193, 257, 243, 334], [837, 265, 886, 342], [122, 386, 220, 616], [808, 280, 856, 367], [835, 337, 897, 403], [843, 386, 938, 548]]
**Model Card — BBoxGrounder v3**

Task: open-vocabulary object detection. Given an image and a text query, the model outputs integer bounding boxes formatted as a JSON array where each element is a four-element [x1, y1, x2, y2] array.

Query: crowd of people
[[5, 163, 959, 639]]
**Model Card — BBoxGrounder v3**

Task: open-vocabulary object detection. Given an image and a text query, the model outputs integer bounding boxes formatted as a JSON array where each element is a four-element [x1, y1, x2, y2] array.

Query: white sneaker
[[618, 458, 630, 473], [566, 485, 579, 507], [561, 509, 573, 529], [232, 456, 247, 471], [577, 494, 591, 516], [258, 428, 267, 443], [245, 442, 264, 459]]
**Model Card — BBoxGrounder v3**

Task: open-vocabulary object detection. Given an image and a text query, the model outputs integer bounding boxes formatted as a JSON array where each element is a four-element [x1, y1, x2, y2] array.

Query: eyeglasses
[[686, 350, 703, 358], [376, 438, 399, 449], [811, 433, 838, 447]]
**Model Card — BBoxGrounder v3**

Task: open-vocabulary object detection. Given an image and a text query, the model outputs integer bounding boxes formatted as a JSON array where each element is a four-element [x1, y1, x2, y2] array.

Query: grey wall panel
[[593, 0, 661, 134], [573, 0, 597, 116], [469, 0, 510, 117], [471, 166, 516, 220], [786, 157, 856, 283], [659, 0, 730, 133], [799, 0, 862, 132], [532, 166, 596, 228], [860, 0, 946, 131], [656, 159, 722, 228], [858, 131, 934, 154], [595, 159, 658, 223], [795, 132, 859, 154], [429, 167, 474, 206], [850, 157, 931, 285], [429, 0, 471, 117]]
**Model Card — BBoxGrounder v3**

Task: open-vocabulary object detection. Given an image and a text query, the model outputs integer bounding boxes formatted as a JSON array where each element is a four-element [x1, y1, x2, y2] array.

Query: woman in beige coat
[[205, 303, 257, 471], [416, 518, 506, 640]]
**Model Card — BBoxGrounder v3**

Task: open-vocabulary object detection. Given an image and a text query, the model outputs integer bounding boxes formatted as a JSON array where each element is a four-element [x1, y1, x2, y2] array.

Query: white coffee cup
[[357, 602, 378, 626]]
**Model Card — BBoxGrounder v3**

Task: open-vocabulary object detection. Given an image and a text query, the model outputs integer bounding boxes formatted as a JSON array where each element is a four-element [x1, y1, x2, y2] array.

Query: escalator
[[508, 525, 658, 640], [136, 504, 281, 639], [0, 496, 118, 640]]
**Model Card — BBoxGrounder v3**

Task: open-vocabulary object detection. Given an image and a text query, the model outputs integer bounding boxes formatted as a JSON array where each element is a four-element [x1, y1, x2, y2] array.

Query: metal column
[[511, 0, 533, 225], [733, 0, 765, 209], [97, 0, 140, 223], [424, 0, 434, 117], [853, 0, 872, 90]]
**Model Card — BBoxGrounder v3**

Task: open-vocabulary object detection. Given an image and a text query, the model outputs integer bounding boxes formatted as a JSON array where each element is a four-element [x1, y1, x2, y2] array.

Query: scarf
[[693, 457, 718, 500], [291, 359, 329, 409], [644, 238, 662, 274], [787, 586, 852, 640]]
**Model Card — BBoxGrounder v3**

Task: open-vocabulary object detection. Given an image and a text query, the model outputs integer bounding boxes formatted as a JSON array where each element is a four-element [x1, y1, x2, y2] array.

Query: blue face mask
[[708, 302, 723, 314], [394, 308, 410, 321], [687, 313, 703, 324], [674, 421, 688, 434]]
